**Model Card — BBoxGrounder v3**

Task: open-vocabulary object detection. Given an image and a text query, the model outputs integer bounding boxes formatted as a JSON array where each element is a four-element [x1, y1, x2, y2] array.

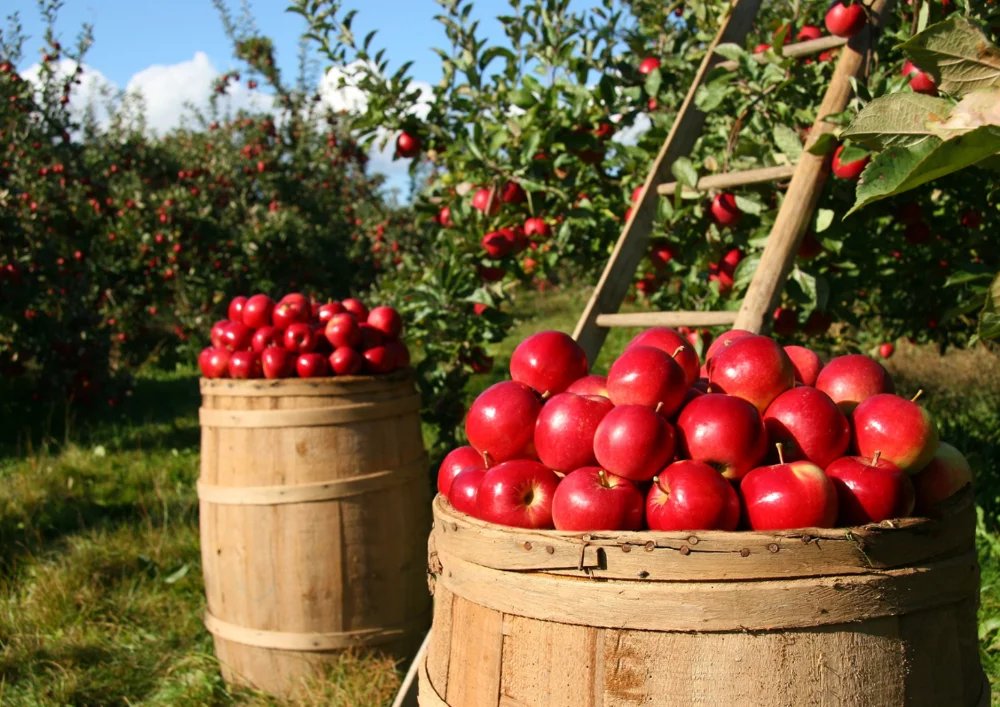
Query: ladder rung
[[657, 163, 796, 197], [596, 311, 739, 328], [717, 35, 849, 71]]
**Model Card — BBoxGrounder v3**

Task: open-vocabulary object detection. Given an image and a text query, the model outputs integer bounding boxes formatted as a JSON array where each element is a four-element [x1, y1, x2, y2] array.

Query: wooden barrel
[[198, 372, 431, 698], [420, 490, 988, 707]]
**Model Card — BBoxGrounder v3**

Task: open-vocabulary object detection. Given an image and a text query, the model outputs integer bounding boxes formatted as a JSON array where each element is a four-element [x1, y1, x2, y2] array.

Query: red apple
[[296, 352, 329, 378], [902, 60, 937, 95], [707, 334, 795, 413], [465, 381, 543, 465], [523, 217, 551, 239], [384, 339, 410, 369], [316, 301, 345, 325], [482, 230, 514, 258], [704, 328, 754, 362], [607, 345, 687, 415], [509, 330, 589, 397], [367, 306, 403, 339], [396, 130, 421, 158], [645, 460, 740, 531], [329, 345, 364, 376], [471, 187, 499, 215], [242, 294, 275, 329], [709, 192, 741, 227], [879, 342, 895, 359], [912, 441, 974, 514], [763, 386, 850, 468], [341, 297, 368, 321], [228, 350, 263, 379], [534, 392, 614, 472], [221, 321, 253, 351], [826, 453, 915, 525], [199, 347, 231, 378], [358, 322, 385, 350], [261, 346, 293, 379], [324, 312, 361, 349], [675, 393, 767, 480], [272, 297, 311, 329], [626, 327, 700, 387], [283, 322, 319, 353], [638, 56, 661, 75], [831, 144, 870, 180], [741, 457, 838, 530], [551, 467, 645, 531], [814, 354, 895, 413], [436, 206, 454, 228], [565, 374, 609, 398], [852, 393, 939, 473], [449, 469, 487, 516], [251, 325, 281, 353], [475, 460, 561, 528], [227, 295, 248, 322], [593, 404, 675, 483], [437, 445, 487, 497], [784, 345, 823, 386], [796, 24, 823, 42], [210, 320, 229, 349], [501, 181, 526, 204], [824, 2, 866, 38], [362, 345, 396, 374]]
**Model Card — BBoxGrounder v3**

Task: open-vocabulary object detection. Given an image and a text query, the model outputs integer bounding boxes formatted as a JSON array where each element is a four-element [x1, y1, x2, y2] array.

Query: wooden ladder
[[572, 0, 891, 365]]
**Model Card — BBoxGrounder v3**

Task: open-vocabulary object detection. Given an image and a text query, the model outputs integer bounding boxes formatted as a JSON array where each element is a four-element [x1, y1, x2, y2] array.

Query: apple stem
[[776, 443, 785, 465], [598, 469, 610, 488], [911, 389, 924, 403], [871, 450, 881, 466], [482, 451, 492, 469], [655, 401, 664, 414], [671, 345, 686, 359], [541, 390, 552, 401]]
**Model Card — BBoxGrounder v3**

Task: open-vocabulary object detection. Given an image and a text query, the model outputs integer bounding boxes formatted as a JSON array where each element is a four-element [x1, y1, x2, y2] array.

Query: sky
[[6, 0, 525, 195]]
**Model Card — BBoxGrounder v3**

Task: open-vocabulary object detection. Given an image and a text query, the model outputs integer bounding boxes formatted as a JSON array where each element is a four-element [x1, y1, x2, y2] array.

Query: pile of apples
[[438, 328, 973, 532], [198, 293, 409, 379]]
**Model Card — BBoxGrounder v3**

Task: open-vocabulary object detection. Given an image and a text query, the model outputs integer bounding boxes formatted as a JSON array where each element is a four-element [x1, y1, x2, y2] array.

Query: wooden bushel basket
[[420, 490, 988, 707], [198, 372, 431, 698]]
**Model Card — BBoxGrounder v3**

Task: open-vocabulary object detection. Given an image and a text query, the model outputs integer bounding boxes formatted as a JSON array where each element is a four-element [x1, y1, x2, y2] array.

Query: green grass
[[1, 285, 999, 704]]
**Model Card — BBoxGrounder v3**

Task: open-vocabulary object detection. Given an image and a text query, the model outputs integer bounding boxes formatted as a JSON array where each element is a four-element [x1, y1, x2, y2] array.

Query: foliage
[[0, 2, 386, 410]]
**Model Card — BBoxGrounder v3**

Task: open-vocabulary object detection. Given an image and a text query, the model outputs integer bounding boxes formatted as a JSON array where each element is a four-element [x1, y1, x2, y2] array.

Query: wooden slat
[[595, 310, 738, 329], [783, 34, 849, 59], [572, 0, 764, 364], [445, 596, 505, 707], [734, 0, 892, 332], [656, 163, 796, 196]]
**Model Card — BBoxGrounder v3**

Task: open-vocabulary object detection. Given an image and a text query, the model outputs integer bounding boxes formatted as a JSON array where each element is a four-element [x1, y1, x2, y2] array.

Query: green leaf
[[164, 564, 190, 584], [980, 272, 1000, 341], [734, 194, 764, 216], [671, 157, 698, 189], [807, 132, 838, 156], [814, 208, 835, 233], [644, 69, 662, 98], [847, 125, 1000, 215], [900, 16, 1000, 97], [695, 82, 728, 112], [773, 124, 802, 160], [714, 43, 745, 62], [841, 93, 954, 150]]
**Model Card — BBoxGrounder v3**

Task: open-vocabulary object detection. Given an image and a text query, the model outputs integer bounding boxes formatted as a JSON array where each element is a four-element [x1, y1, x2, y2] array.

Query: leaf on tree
[[840, 93, 953, 150], [979, 272, 1000, 341], [899, 15, 1000, 97]]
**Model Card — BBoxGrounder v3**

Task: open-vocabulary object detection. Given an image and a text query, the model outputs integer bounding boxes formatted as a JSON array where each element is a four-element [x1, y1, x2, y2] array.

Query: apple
[[831, 144, 870, 180], [607, 345, 687, 415], [902, 60, 937, 95], [675, 393, 767, 479], [523, 217, 551, 239], [199, 347, 231, 378], [261, 346, 293, 379], [707, 334, 795, 413], [741, 456, 838, 530], [384, 339, 410, 369], [436, 206, 454, 228], [471, 187, 499, 215], [316, 301, 345, 325], [367, 306, 402, 339], [815, 354, 895, 413], [482, 230, 514, 258], [501, 181, 526, 204], [879, 342, 895, 359], [534, 392, 614, 472], [251, 325, 281, 353], [272, 297, 311, 329], [210, 320, 229, 349], [437, 445, 487, 497], [221, 321, 253, 351], [638, 56, 661, 75], [771, 307, 798, 337], [475, 460, 561, 528], [358, 322, 385, 350], [396, 130, 421, 158], [645, 460, 740, 531], [362, 345, 396, 374], [465, 381, 543, 464], [626, 327, 700, 387], [551, 467, 645, 531], [242, 294, 275, 329], [296, 352, 330, 378], [341, 297, 369, 321], [509, 330, 589, 397], [324, 312, 361, 349], [709, 192, 741, 227], [763, 386, 850, 468], [824, 2, 866, 38], [593, 404, 675, 482], [228, 350, 263, 379], [227, 295, 248, 322], [449, 469, 487, 516], [283, 322, 319, 353], [329, 345, 364, 375], [704, 328, 754, 362], [784, 345, 822, 386], [852, 393, 939, 473], [912, 441, 974, 514], [826, 453, 915, 525], [565, 374, 609, 398]]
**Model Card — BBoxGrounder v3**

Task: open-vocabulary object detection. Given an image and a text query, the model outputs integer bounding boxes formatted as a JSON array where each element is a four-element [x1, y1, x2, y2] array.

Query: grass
[[1, 284, 999, 704]]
